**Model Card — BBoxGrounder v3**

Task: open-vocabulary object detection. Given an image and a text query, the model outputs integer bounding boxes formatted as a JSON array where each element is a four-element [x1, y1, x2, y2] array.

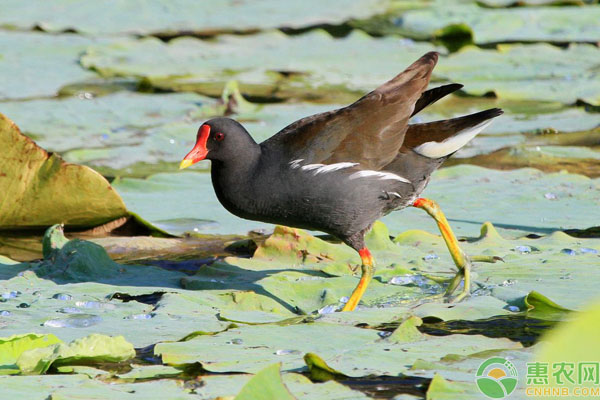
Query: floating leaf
[[304, 353, 347, 382], [81, 30, 440, 101], [234, 363, 296, 400], [447, 145, 600, 178], [155, 322, 521, 376], [16, 334, 135, 375], [0, 0, 389, 35], [0, 32, 106, 100], [374, 4, 600, 45], [0, 92, 218, 154], [436, 44, 600, 105], [0, 113, 127, 229], [387, 316, 424, 343], [0, 334, 61, 375], [425, 373, 480, 400], [523, 291, 572, 321]]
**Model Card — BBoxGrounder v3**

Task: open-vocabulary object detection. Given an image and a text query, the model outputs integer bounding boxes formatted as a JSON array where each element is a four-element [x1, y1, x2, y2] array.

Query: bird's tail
[[406, 108, 503, 159]]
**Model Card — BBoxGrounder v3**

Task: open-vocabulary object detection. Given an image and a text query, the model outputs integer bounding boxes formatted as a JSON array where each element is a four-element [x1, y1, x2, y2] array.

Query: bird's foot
[[443, 255, 503, 302], [412, 198, 504, 303]]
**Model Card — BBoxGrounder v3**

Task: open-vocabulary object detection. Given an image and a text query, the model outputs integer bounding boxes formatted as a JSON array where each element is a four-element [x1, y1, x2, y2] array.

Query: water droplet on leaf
[[580, 247, 598, 254], [275, 349, 301, 355], [514, 245, 531, 254], [44, 314, 102, 328], [52, 293, 73, 301], [318, 304, 339, 314], [560, 248, 577, 256]]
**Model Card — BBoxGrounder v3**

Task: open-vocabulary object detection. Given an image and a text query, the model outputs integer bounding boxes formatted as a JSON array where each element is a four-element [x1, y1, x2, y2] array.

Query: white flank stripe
[[289, 159, 304, 169], [290, 160, 359, 175], [289, 160, 408, 183], [300, 163, 324, 172], [413, 120, 493, 159], [311, 162, 359, 175], [348, 170, 411, 183]]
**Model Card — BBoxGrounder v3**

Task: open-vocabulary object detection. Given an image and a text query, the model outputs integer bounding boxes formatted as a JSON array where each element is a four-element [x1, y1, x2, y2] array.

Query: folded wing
[[263, 52, 440, 170]]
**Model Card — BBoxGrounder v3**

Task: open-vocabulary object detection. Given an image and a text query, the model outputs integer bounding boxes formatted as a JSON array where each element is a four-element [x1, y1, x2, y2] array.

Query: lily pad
[[436, 44, 600, 105], [81, 30, 441, 101], [0, 0, 390, 35], [0, 227, 230, 347], [155, 321, 521, 376], [0, 32, 109, 100], [394, 4, 600, 45], [0, 92, 218, 154], [17, 334, 135, 375], [447, 145, 600, 177], [0, 334, 61, 375], [0, 113, 127, 229], [234, 363, 296, 400]]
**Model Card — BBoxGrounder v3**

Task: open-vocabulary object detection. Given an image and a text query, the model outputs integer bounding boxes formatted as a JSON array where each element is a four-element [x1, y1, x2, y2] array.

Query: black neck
[[210, 143, 262, 219]]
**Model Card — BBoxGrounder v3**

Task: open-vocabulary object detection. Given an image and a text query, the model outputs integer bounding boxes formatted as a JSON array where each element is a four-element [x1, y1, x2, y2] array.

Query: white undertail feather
[[413, 119, 493, 159]]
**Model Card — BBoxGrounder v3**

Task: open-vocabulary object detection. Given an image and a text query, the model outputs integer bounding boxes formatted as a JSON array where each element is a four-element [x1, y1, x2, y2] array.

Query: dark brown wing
[[262, 52, 439, 170]]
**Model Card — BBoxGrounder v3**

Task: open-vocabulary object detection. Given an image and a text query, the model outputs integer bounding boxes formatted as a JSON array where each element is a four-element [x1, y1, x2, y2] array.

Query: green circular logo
[[475, 357, 518, 399]]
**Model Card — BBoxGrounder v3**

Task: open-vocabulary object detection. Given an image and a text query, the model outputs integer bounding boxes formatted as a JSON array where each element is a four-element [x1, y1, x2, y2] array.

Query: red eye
[[215, 132, 225, 141]]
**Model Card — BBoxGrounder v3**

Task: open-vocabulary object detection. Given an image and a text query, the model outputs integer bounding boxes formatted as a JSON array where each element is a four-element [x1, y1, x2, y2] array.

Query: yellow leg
[[342, 248, 374, 312], [412, 198, 471, 302]]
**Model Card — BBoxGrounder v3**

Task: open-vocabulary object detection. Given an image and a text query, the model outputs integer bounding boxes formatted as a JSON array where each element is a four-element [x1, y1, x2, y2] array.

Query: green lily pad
[[436, 44, 600, 105], [0, 374, 94, 399], [17, 334, 135, 375], [176, 372, 370, 400], [0, 32, 108, 100], [304, 353, 348, 382], [0, 92, 218, 154], [0, 0, 389, 35], [234, 363, 296, 400], [388, 316, 424, 343], [81, 30, 440, 101], [375, 4, 600, 44], [523, 291, 572, 320], [0, 113, 127, 229], [0, 334, 61, 375], [47, 377, 198, 399], [447, 145, 600, 177], [155, 321, 522, 376], [0, 227, 230, 347], [115, 364, 183, 381], [425, 374, 480, 400]]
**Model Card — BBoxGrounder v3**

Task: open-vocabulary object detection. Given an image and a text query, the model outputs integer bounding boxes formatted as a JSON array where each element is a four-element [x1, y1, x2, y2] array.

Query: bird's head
[[179, 117, 253, 169]]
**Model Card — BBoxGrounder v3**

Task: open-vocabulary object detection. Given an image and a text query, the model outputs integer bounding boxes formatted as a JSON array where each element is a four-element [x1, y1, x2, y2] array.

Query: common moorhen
[[180, 52, 502, 310]]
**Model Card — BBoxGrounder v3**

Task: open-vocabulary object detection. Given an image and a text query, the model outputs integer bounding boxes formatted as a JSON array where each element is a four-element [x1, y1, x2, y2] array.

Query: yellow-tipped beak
[[179, 159, 194, 170]]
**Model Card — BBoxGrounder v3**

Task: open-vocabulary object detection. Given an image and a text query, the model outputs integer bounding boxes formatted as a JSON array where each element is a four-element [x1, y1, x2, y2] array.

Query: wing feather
[[262, 52, 440, 170]]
